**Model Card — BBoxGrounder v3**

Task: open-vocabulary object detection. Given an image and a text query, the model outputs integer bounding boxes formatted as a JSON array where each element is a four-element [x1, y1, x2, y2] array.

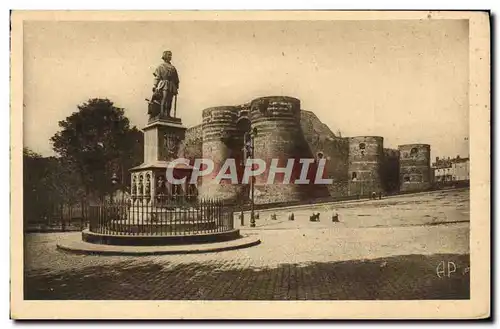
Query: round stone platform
[[82, 228, 242, 246], [106, 219, 217, 234], [57, 233, 261, 256]]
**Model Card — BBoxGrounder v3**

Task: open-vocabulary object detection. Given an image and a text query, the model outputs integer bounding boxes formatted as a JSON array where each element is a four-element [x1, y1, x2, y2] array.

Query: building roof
[[432, 157, 469, 169]]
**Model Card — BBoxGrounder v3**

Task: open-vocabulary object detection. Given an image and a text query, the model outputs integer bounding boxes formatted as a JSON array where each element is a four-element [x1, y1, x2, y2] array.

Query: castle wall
[[323, 138, 349, 197], [381, 148, 401, 193], [300, 110, 337, 140], [179, 96, 433, 204], [304, 136, 349, 197], [180, 124, 203, 160], [399, 144, 431, 192], [300, 111, 349, 197], [348, 136, 384, 195]]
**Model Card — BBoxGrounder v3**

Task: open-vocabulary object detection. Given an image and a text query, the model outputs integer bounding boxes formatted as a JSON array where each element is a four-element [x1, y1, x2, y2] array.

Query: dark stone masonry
[[178, 95, 432, 205]]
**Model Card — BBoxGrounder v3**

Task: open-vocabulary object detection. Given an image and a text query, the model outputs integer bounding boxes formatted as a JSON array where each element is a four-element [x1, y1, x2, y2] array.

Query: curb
[[56, 235, 261, 256]]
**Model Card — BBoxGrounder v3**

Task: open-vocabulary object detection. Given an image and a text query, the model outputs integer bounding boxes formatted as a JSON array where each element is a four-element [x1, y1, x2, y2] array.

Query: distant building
[[451, 157, 470, 181], [433, 157, 453, 182], [432, 156, 469, 182]]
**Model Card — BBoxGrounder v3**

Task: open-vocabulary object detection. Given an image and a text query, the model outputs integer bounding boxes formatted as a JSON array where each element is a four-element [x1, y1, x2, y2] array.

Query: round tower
[[348, 136, 384, 196], [398, 144, 431, 192], [200, 106, 244, 202], [249, 96, 311, 204]]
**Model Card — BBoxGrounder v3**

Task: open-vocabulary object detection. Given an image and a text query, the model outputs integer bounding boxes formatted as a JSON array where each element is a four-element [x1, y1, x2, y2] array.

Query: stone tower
[[348, 136, 384, 196], [398, 143, 431, 192], [249, 96, 314, 204], [199, 106, 247, 202]]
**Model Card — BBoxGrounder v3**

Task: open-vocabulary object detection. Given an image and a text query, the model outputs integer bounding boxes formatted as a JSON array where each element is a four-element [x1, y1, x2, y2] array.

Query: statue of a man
[[152, 50, 180, 118]]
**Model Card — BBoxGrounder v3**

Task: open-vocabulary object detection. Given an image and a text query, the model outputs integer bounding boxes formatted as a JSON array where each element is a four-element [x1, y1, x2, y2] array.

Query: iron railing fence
[[88, 196, 234, 236], [24, 203, 90, 232]]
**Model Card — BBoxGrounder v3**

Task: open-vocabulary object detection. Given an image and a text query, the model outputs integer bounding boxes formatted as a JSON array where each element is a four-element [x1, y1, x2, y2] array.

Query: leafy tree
[[117, 126, 144, 188], [23, 148, 47, 224], [50, 98, 143, 200], [42, 158, 86, 206], [23, 148, 86, 225]]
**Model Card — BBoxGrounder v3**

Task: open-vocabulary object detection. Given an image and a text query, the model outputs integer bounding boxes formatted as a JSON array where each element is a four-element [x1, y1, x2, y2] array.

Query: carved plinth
[[129, 117, 190, 205], [143, 118, 186, 164]]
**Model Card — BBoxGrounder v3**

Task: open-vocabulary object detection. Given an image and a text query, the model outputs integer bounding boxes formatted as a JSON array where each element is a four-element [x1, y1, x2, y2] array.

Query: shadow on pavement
[[24, 253, 469, 300]]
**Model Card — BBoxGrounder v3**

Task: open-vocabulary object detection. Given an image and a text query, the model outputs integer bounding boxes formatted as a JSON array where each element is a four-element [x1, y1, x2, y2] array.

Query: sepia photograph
[[10, 10, 490, 319]]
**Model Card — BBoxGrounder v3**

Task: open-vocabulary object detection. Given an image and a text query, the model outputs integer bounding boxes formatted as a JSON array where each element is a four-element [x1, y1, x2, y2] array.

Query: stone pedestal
[[129, 116, 188, 203]]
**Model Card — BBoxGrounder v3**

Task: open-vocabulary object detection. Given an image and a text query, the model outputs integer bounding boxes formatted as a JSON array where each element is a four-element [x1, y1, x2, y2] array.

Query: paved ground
[[24, 189, 470, 300], [234, 188, 470, 229]]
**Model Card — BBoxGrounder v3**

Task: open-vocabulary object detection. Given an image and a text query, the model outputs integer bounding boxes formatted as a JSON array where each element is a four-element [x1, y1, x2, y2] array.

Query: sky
[[23, 19, 469, 160]]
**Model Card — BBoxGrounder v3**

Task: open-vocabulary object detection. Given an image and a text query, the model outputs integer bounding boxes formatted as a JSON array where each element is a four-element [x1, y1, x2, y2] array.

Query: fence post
[[60, 204, 65, 232], [69, 205, 72, 229], [80, 200, 84, 230]]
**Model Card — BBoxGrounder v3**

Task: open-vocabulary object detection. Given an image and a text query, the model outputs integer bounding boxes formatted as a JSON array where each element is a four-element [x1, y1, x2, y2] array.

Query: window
[[404, 176, 410, 182], [359, 143, 366, 150], [351, 172, 357, 180], [410, 148, 418, 156]]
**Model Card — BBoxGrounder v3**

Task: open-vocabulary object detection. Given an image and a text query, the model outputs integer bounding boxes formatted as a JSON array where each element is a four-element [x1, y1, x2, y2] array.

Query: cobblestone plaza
[[24, 189, 470, 300]]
